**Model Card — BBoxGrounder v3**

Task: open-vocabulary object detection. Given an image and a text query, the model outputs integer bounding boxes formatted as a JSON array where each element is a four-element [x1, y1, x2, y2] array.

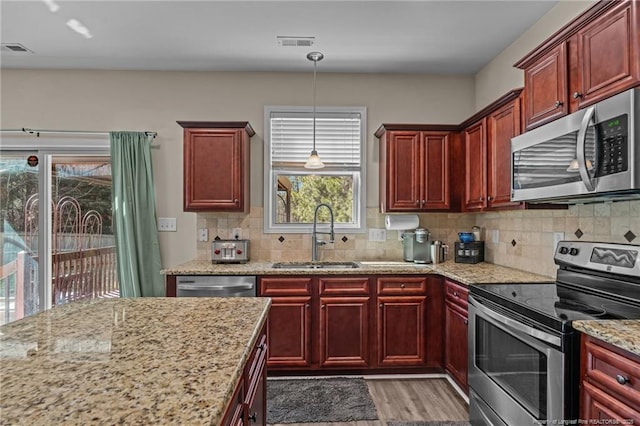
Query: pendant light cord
[[312, 56, 317, 152]]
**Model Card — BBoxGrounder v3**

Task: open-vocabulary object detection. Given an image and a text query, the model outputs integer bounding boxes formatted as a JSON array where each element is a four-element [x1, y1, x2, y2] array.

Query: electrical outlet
[[553, 232, 565, 250], [368, 228, 387, 242], [231, 228, 242, 240], [491, 229, 499, 244], [198, 228, 209, 242], [158, 217, 177, 232]]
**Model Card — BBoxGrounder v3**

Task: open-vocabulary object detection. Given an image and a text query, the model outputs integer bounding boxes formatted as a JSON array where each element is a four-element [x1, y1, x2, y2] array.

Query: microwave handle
[[577, 106, 596, 191]]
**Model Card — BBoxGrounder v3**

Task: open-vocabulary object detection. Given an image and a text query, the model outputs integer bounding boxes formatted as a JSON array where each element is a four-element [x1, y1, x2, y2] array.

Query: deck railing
[[0, 247, 118, 324]]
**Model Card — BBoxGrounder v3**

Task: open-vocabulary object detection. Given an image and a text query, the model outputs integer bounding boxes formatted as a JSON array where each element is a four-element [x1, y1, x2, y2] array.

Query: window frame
[[263, 105, 367, 234]]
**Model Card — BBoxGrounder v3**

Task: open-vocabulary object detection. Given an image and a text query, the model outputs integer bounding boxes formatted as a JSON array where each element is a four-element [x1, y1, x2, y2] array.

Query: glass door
[[0, 146, 118, 325], [0, 153, 41, 324]]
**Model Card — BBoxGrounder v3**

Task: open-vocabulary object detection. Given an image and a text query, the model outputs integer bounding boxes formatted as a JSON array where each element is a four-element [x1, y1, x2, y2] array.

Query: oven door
[[468, 295, 566, 426]]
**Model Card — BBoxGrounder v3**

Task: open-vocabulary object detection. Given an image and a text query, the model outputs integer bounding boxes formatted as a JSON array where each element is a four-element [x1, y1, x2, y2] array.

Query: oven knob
[[559, 247, 569, 255], [569, 248, 580, 256], [214, 249, 221, 255], [236, 249, 243, 255]]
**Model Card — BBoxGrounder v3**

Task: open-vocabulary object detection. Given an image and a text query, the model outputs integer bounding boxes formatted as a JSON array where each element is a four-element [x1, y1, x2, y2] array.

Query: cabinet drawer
[[444, 279, 468, 309], [377, 276, 427, 295], [583, 336, 640, 408], [259, 277, 312, 296], [319, 277, 370, 296]]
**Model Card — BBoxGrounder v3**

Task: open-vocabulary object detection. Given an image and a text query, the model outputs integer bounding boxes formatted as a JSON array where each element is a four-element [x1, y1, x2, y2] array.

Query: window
[[264, 106, 366, 233]]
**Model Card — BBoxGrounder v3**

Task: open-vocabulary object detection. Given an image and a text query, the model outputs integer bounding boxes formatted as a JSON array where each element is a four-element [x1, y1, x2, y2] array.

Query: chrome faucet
[[312, 203, 335, 261]]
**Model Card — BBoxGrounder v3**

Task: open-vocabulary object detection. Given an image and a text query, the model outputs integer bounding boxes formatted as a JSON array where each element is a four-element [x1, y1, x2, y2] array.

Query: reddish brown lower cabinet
[[580, 335, 640, 424], [259, 277, 312, 368], [221, 325, 267, 426], [444, 279, 468, 392], [319, 296, 370, 368]]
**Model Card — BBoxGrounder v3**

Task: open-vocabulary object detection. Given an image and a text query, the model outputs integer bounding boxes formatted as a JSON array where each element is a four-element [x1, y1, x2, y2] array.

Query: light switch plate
[[198, 228, 209, 242], [368, 228, 387, 241], [158, 217, 177, 232], [231, 228, 242, 240], [491, 229, 499, 244]]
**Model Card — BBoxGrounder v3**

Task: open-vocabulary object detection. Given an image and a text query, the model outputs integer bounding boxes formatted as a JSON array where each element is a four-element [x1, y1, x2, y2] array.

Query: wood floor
[[269, 377, 469, 426]]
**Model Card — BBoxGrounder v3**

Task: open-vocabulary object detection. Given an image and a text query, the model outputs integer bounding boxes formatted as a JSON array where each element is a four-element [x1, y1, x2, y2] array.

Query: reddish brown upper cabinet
[[516, 0, 640, 130], [580, 334, 640, 424], [462, 90, 523, 211], [376, 125, 461, 212], [177, 121, 254, 212]]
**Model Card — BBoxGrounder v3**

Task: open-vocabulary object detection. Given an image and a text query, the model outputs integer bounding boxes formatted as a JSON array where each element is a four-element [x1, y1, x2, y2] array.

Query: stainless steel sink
[[271, 261, 360, 269]]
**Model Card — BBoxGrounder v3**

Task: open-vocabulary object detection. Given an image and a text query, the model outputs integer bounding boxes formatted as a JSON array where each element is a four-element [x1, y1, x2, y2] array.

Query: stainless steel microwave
[[511, 87, 640, 203]]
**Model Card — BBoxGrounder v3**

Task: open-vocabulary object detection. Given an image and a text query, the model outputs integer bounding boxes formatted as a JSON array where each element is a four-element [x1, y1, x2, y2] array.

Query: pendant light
[[304, 51, 325, 169]]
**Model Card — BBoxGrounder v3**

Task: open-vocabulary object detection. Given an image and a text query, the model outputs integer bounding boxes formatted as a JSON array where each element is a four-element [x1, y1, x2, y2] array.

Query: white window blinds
[[270, 111, 361, 168]]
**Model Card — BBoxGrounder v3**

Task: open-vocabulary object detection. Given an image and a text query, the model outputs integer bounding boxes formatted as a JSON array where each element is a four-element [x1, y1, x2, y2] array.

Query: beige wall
[[474, 0, 593, 110], [1, 69, 474, 267]]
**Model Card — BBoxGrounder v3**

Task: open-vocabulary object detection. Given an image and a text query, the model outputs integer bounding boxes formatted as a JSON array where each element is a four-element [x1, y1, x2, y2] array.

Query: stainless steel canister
[[430, 240, 443, 264]]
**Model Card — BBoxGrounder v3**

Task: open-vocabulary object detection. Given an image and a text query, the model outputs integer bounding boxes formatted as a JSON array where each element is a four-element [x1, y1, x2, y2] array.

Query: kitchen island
[[0, 297, 270, 425]]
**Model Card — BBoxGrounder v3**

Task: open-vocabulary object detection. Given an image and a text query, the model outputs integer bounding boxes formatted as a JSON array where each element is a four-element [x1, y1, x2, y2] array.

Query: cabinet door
[[385, 131, 422, 211], [487, 98, 522, 209], [444, 301, 468, 392], [463, 119, 487, 211], [573, 1, 640, 109], [266, 297, 312, 368], [319, 296, 370, 368], [377, 296, 426, 367], [422, 132, 450, 210], [581, 381, 640, 424], [524, 43, 568, 130], [183, 128, 247, 211]]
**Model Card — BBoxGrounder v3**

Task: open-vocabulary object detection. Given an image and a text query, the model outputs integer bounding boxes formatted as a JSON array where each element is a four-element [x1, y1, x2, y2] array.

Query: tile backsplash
[[196, 200, 639, 279]]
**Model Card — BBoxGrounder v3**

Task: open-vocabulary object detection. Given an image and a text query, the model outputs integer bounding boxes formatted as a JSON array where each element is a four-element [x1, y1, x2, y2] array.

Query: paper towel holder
[[384, 214, 420, 231]]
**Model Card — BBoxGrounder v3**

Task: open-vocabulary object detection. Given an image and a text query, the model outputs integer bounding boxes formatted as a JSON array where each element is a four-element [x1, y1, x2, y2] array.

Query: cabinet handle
[[554, 100, 563, 108], [248, 412, 258, 422], [573, 92, 583, 99], [616, 374, 630, 385]]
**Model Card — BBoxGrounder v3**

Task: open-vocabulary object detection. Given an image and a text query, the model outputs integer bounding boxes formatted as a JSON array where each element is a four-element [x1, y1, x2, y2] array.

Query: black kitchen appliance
[[455, 241, 484, 264], [468, 241, 640, 426]]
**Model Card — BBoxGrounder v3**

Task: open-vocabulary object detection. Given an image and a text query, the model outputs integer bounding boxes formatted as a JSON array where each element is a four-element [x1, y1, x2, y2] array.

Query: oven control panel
[[555, 241, 639, 277]]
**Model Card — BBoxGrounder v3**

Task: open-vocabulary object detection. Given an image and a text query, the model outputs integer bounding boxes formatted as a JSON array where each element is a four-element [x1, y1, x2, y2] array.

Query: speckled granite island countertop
[[161, 259, 554, 285], [572, 320, 640, 357], [0, 297, 271, 426]]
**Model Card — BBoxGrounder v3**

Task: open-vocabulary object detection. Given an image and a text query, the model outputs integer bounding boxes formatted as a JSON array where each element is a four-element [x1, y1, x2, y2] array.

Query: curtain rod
[[1, 128, 158, 138]]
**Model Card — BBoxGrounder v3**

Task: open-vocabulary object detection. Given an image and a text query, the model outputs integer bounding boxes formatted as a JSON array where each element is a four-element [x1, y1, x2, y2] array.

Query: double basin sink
[[271, 261, 360, 269]]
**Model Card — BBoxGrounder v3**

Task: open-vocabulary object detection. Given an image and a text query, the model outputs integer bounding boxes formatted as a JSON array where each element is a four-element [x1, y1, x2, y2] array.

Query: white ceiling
[[1, 0, 560, 74]]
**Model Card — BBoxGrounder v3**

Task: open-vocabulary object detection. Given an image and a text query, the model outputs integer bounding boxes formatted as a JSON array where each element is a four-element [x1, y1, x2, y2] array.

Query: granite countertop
[[0, 297, 271, 425], [572, 320, 640, 357], [161, 259, 554, 285]]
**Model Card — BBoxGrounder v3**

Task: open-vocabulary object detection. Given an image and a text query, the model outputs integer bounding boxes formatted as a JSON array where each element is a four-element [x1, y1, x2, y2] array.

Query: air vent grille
[[1, 43, 33, 54], [276, 36, 315, 47]]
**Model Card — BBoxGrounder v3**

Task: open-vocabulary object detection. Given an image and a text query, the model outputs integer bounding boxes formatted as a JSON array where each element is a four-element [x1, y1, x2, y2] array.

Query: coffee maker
[[402, 228, 431, 263]]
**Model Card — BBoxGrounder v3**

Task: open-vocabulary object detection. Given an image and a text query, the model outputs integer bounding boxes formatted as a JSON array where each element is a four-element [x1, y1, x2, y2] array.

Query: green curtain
[[110, 131, 164, 297]]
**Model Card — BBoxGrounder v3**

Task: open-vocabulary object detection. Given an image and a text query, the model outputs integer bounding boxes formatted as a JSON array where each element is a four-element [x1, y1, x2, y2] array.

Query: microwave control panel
[[596, 113, 628, 177]]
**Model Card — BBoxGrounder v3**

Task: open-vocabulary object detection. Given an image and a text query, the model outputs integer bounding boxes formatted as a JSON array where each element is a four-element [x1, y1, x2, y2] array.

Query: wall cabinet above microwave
[[515, 0, 640, 131]]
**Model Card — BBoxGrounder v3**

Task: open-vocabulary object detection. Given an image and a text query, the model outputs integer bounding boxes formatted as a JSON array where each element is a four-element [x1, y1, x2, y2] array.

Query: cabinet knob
[[400, 284, 405, 289], [415, 200, 420, 205], [379, 303, 384, 308], [554, 100, 564, 108], [479, 197, 484, 202], [616, 374, 630, 385], [248, 412, 258, 422], [258, 343, 266, 351], [453, 291, 459, 297], [321, 304, 326, 309], [234, 199, 239, 203], [487, 195, 493, 201], [573, 92, 583, 99], [305, 303, 310, 308], [464, 319, 468, 325]]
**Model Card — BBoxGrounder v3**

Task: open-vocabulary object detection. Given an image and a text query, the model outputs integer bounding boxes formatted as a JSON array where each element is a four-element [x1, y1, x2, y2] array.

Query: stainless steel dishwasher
[[176, 275, 257, 297]]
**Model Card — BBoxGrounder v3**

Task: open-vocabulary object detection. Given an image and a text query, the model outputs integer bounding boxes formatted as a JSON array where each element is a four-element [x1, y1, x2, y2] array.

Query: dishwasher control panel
[[212, 239, 250, 263]]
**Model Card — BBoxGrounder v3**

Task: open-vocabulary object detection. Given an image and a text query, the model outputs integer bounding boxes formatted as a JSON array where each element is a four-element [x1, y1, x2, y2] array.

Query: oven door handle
[[469, 295, 561, 347], [178, 283, 254, 291]]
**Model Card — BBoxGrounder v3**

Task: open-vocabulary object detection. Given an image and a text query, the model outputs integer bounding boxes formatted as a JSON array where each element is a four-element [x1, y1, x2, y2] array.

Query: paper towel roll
[[384, 214, 419, 230]]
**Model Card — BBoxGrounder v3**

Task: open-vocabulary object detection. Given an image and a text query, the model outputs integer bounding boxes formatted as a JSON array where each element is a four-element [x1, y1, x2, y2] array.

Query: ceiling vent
[[276, 36, 315, 48], [1, 43, 34, 54]]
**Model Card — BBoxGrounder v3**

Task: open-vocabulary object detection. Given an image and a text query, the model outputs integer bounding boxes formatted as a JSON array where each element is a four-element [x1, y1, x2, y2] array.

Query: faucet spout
[[312, 203, 335, 261]]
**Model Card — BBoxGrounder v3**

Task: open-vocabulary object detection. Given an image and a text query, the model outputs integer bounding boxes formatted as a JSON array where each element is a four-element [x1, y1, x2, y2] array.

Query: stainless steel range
[[468, 241, 640, 426]]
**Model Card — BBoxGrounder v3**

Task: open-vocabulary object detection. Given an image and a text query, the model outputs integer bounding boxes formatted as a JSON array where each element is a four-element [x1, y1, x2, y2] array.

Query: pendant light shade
[[304, 51, 325, 169]]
